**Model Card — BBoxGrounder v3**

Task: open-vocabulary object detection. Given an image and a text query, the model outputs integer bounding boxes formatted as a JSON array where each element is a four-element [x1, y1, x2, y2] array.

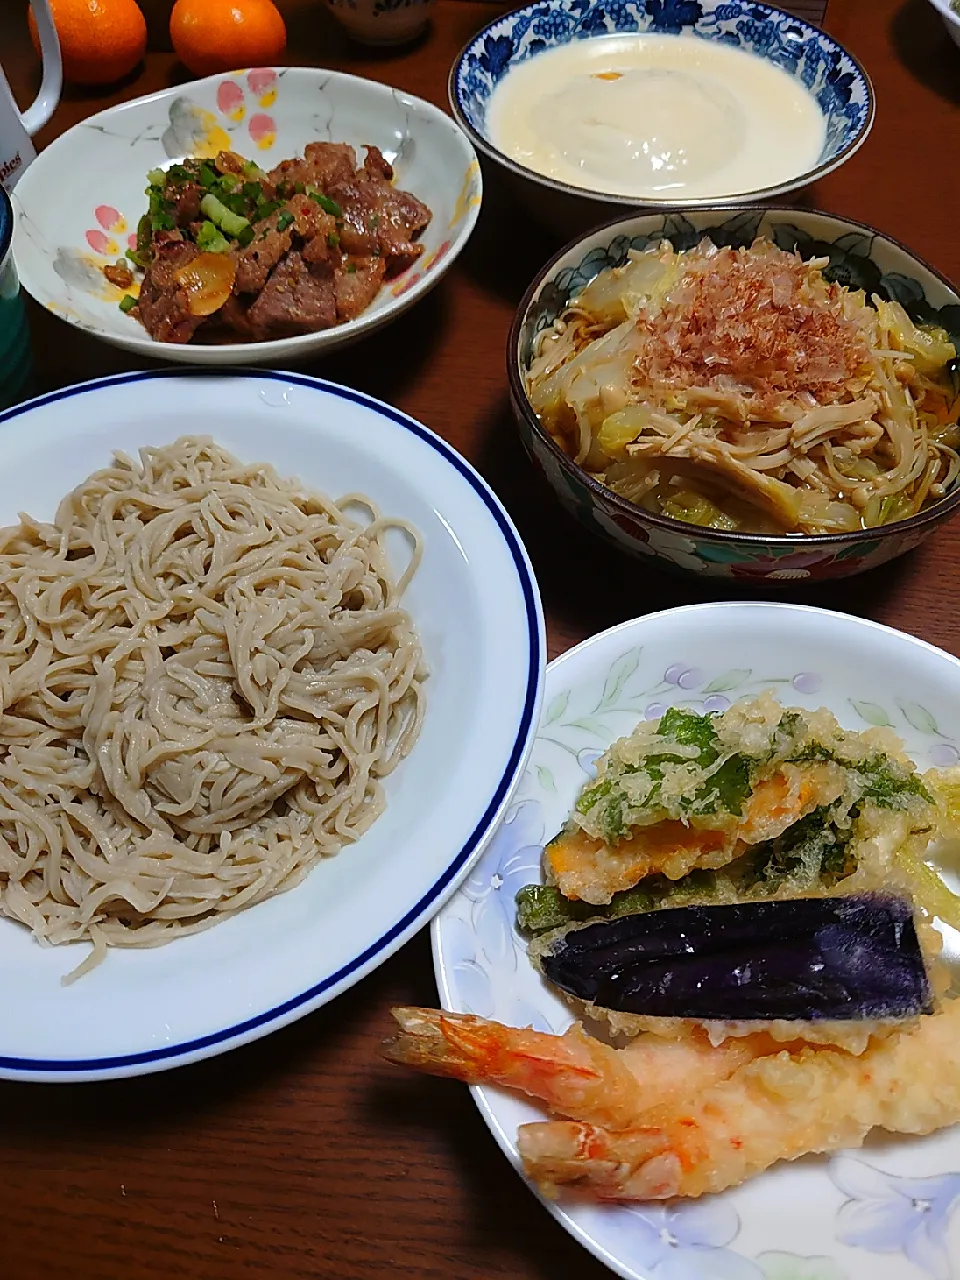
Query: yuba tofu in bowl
[[450, 0, 873, 234]]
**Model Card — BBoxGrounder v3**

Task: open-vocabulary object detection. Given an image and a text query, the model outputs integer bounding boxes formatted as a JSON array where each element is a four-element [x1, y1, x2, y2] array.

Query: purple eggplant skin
[[538, 894, 932, 1022]]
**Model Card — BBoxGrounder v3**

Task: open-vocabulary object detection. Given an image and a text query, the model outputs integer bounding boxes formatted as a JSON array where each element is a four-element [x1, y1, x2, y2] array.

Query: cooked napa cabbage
[[526, 238, 960, 535]]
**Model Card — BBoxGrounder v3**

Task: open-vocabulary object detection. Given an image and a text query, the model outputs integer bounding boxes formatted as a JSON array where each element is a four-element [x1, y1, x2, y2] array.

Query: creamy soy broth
[[486, 34, 827, 199]]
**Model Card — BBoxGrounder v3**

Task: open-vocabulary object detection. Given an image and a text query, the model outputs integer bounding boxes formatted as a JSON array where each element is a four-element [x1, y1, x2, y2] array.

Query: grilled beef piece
[[235, 212, 293, 294], [363, 145, 393, 181], [268, 142, 358, 194], [136, 236, 205, 344], [286, 193, 336, 241], [337, 206, 378, 257], [328, 149, 431, 275], [302, 229, 337, 269], [216, 294, 258, 339], [334, 257, 387, 322], [132, 141, 431, 344], [103, 262, 134, 289], [166, 179, 203, 229], [305, 141, 359, 188], [246, 251, 337, 338]]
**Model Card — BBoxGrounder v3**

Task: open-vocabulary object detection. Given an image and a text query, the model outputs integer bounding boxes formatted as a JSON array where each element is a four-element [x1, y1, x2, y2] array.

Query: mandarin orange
[[29, 0, 147, 87], [170, 0, 287, 79]]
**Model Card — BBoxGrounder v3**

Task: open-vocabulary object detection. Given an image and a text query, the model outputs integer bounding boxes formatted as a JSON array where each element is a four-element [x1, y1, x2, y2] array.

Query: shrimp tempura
[[385, 1001, 960, 1201], [384, 1008, 778, 1129]]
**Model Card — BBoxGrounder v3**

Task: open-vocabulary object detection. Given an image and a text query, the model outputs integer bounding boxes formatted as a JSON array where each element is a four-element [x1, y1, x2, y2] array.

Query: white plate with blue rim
[[0, 369, 544, 1082], [433, 602, 960, 1280]]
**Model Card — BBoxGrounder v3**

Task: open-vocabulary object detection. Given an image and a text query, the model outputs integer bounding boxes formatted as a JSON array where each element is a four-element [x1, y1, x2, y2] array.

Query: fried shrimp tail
[[384, 1008, 771, 1129], [516, 997, 960, 1201]]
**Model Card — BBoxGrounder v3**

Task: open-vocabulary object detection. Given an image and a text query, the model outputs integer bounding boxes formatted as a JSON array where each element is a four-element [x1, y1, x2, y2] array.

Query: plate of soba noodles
[[0, 369, 543, 1081]]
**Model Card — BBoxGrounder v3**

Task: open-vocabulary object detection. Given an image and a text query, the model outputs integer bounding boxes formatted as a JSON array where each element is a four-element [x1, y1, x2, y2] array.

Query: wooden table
[[1, 1, 959, 1277]]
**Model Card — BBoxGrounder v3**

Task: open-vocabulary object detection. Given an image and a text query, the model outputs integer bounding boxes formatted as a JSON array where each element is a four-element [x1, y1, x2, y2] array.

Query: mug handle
[[21, 0, 62, 137]]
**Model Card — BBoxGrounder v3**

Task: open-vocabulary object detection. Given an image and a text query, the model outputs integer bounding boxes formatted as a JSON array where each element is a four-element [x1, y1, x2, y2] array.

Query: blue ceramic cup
[[0, 186, 31, 410]]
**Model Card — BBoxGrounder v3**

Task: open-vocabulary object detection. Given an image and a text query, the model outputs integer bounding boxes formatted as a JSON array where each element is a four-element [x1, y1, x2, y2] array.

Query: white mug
[[0, 0, 62, 193]]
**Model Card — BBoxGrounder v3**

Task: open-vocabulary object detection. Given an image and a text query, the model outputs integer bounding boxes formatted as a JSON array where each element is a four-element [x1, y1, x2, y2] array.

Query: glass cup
[[0, 185, 31, 411]]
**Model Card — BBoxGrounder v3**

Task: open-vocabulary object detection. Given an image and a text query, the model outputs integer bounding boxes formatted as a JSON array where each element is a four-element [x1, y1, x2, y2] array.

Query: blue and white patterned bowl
[[322, 0, 436, 46], [449, 0, 874, 233], [508, 207, 960, 582]]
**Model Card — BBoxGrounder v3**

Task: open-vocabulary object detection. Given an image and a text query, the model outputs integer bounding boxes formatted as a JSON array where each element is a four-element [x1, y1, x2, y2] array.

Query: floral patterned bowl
[[10, 67, 482, 366], [323, 0, 436, 46], [433, 601, 960, 1280], [928, 0, 960, 47], [449, 0, 873, 235], [509, 207, 960, 582]]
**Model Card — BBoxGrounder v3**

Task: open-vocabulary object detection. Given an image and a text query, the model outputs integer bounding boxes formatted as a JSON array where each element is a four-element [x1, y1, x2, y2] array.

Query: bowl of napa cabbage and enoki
[[508, 207, 960, 584]]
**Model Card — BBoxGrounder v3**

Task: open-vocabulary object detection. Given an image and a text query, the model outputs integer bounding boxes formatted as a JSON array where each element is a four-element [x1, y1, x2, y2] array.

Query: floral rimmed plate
[[11, 67, 482, 365], [433, 602, 960, 1280]]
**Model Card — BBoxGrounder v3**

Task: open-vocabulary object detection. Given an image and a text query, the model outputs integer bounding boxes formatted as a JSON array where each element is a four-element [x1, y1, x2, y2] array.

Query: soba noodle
[[0, 437, 426, 980], [526, 237, 960, 535]]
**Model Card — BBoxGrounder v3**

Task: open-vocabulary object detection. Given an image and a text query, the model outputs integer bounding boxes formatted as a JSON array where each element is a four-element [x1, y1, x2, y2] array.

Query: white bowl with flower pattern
[[11, 67, 482, 365], [433, 602, 960, 1280]]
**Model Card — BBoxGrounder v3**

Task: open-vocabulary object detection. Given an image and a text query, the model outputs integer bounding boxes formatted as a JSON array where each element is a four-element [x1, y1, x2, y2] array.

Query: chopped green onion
[[253, 199, 281, 223], [277, 210, 295, 232], [293, 181, 306, 195], [236, 225, 255, 248], [200, 193, 251, 240], [146, 167, 166, 188], [166, 164, 192, 184], [119, 294, 137, 314], [307, 190, 342, 218], [242, 181, 263, 204], [199, 162, 219, 189], [346, 263, 357, 274], [216, 187, 246, 215], [136, 212, 152, 252], [327, 232, 339, 248], [147, 188, 175, 232], [196, 220, 231, 253], [242, 159, 266, 181]]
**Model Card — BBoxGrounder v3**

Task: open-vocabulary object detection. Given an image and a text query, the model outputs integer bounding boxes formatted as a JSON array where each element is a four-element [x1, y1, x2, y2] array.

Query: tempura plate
[[434, 603, 960, 1280]]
